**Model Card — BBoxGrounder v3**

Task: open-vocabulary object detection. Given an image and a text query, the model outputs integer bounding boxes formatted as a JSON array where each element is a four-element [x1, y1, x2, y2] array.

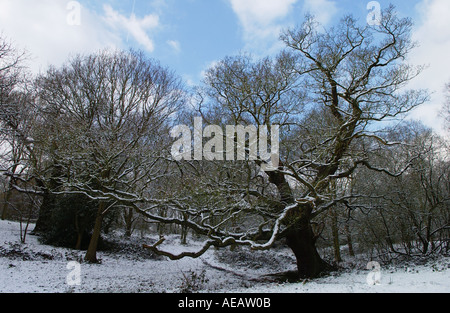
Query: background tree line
[[0, 5, 448, 278]]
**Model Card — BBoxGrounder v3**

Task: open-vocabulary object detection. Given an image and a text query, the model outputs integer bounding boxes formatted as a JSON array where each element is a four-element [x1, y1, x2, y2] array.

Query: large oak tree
[[142, 6, 429, 278]]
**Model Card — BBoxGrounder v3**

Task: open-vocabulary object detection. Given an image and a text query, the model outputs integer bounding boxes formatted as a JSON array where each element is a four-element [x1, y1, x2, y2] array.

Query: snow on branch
[[143, 238, 216, 260]]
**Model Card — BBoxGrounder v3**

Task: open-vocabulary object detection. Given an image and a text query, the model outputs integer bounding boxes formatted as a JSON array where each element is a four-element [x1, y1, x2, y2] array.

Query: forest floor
[[0, 219, 449, 293]]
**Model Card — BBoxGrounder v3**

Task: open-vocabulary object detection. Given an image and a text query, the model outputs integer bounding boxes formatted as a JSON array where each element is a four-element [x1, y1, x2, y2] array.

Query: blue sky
[[87, 0, 422, 84], [77, 0, 423, 84], [0, 0, 449, 134]]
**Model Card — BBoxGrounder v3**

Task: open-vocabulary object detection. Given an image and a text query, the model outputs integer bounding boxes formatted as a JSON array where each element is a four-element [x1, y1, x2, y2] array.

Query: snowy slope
[[1, 220, 449, 293]]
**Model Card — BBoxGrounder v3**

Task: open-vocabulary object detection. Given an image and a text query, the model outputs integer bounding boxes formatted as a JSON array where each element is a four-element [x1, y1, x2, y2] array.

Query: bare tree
[[351, 122, 449, 259], [0, 34, 25, 106], [442, 82, 450, 134], [0, 34, 34, 222], [32, 49, 185, 262], [139, 6, 429, 279]]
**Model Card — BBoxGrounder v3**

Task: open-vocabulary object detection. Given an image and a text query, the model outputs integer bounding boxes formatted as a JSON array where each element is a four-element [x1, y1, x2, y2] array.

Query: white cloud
[[228, 0, 338, 53], [407, 0, 450, 135], [0, 1, 163, 74], [103, 5, 159, 53], [0, 0, 120, 73], [167, 40, 181, 53], [302, 0, 338, 25], [228, 0, 298, 52], [230, 0, 297, 26]]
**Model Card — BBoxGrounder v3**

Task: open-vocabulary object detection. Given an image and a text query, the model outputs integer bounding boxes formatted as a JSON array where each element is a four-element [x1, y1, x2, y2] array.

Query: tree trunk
[[75, 232, 83, 250], [331, 208, 342, 262], [33, 167, 62, 235], [181, 212, 189, 244], [84, 201, 105, 263], [2, 164, 19, 221], [268, 167, 331, 279], [345, 224, 355, 257], [285, 219, 330, 279], [124, 207, 133, 238], [75, 214, 83, 250], [33, 189, 55, 234], [1, 188, 13, 220]]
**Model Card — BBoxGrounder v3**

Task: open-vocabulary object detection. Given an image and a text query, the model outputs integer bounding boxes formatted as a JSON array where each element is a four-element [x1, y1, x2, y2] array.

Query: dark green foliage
[[39, 194, 98, 250]]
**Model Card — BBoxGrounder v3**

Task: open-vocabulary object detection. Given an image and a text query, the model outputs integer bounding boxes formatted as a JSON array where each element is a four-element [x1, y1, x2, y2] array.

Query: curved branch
[[143, 238, 215, 260]]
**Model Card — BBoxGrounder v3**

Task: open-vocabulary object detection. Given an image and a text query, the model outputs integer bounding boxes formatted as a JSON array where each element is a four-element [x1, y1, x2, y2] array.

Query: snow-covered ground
[[0, 219, 449, 293]]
